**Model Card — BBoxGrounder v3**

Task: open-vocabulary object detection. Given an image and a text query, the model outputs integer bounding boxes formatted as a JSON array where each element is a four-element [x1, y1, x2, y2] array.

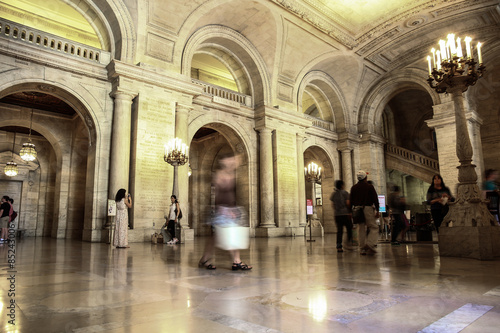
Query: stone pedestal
[[305, 226, 324, 238], [439, 226, 500, 260], [255, 227, 285, 237], [180, 227, 194, 242]]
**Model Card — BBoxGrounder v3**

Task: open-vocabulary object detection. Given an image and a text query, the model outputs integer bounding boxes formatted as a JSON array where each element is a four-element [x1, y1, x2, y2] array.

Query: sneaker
[[337, 248, 344, 253]]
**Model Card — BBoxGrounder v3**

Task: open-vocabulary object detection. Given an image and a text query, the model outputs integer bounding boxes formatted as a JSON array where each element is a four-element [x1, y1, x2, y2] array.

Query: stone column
[[435, 87, 497, 260], [109, 90, 134, 198], [297, 133, 306, 227], [174, 103, 192, 239], [259, 127, 275, 227], [341, 149, 353, 189]]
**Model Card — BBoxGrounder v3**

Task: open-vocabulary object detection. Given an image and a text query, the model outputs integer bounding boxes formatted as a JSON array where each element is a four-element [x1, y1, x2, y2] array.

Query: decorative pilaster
[[109, 90, 135, 198], [297, 133, 306, 227], [341, 149, 353, 189], [259, 127, 275, 227], [175, 103, 192, 234]]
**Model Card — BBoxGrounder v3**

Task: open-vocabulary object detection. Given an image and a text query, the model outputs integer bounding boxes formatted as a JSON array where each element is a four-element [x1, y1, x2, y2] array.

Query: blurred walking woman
[[114, 189, 132, 248]]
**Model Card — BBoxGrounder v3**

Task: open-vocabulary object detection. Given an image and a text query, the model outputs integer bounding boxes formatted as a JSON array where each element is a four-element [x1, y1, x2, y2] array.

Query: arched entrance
[[189, 123, 252, 236], [303, 145, 335, 234], [0, 85, 96, 239]]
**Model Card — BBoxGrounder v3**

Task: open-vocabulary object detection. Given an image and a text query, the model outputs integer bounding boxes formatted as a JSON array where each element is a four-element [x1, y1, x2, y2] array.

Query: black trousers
[[391, 213, 404, 242], [335, 215, 353, 248], [167, 220, 176, 240]]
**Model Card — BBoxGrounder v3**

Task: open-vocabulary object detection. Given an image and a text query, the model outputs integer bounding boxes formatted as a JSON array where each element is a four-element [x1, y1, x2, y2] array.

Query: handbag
[[352, 206, 365, 224], [214, 225, 250, 250], [175, 208, 183, 219]]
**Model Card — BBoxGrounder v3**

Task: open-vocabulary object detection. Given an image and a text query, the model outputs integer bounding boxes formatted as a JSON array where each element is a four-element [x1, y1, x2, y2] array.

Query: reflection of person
[[350, 171, 380, 255], [330, 180, 353, 252], [0, 196, 10, 243], [198, 153, 252, 270], [426, 174, 453, 233], [165, 195, 181, 244], [113, 189, 132, 248], [388, 186, 406, 245]]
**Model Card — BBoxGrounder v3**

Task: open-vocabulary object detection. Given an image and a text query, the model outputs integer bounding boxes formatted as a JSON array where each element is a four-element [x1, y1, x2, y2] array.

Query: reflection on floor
[[1, 233, 500, 333]]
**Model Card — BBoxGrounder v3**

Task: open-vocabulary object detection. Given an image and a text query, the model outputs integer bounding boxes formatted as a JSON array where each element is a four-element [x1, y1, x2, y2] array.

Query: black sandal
[[232, 262, 252, 271], [199, 259, 216, 270]]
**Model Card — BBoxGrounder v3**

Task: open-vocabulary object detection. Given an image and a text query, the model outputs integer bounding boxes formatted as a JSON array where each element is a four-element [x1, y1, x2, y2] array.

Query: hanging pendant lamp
[[4, 132, 18, 177], [20, 110, 37, 162]]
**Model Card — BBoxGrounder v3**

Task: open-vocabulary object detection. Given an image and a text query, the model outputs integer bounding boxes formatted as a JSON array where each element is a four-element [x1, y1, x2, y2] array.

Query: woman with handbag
[[198, 153, 252, 270], [165, 195, 181, 244]]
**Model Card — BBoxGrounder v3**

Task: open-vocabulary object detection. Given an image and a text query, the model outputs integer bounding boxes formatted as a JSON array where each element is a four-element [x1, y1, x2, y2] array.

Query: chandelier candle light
[[304, 162, 321, 183], [426, 34, 485, 93], [164, 137, 189, 198]]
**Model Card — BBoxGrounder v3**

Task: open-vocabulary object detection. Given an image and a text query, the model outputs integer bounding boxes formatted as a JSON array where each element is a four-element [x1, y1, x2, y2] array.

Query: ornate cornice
[[271, 0, 357, 49]]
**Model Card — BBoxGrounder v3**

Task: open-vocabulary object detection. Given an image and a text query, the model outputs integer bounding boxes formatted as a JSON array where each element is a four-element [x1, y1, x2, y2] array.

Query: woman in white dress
[[113, 188, 132, 248]]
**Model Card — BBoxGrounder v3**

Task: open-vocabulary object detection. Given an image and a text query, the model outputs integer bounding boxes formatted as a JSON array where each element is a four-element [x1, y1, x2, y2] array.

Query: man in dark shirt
[[0, 196, 11, 242], [350, 171, 380, 255]]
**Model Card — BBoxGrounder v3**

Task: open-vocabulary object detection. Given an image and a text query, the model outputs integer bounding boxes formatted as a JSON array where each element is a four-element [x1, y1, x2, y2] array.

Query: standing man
[[350, 171, 380, 255], [0, 196, 10, 243]]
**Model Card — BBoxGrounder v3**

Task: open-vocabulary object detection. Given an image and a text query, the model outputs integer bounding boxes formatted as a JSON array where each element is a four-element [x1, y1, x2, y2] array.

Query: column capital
[[176, 103, 193, 113], [109, 89, 136, 100]]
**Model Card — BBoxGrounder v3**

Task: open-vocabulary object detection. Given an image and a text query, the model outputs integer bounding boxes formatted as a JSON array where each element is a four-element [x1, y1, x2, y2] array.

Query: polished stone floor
[[1, 232, 500, 333]]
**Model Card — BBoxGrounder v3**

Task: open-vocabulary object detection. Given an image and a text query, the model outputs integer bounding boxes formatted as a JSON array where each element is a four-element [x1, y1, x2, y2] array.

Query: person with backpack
[[330, 180, 353, 252]]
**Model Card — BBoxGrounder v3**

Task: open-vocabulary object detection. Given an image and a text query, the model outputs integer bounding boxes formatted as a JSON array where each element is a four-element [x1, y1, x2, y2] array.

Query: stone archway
[[189, 123, 252, 236], [303, 144, 336, 234], [0, 83, 101, 240]]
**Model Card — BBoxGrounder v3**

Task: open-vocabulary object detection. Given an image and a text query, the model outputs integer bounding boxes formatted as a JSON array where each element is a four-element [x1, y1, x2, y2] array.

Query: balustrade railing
[[304, 114, 335, 131], [0, 18, 110, 64], [192, 79, 252, 107], [385, 144, 439, 171]]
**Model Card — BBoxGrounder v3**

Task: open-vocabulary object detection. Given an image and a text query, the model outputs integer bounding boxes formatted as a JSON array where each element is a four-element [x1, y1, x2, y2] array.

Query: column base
[[180, 227, 194, 243], [438, 226, 500, 260]]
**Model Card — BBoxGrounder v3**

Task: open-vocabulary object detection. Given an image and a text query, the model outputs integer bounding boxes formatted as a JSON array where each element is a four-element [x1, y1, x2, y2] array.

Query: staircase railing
[[385, 144, 439, 171]]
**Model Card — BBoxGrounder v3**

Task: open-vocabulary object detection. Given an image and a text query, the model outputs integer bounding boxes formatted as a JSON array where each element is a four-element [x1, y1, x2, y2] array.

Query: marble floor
[[1, 232, 500, 333]]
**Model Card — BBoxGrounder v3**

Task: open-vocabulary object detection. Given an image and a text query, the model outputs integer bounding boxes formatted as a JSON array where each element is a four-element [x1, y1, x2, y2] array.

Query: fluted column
[[109, 91, 134, 198], [175, 103, 190, 229], [341, 149, 353, 190], [297, 133, 306, 226], [259, 128, 275, 227]]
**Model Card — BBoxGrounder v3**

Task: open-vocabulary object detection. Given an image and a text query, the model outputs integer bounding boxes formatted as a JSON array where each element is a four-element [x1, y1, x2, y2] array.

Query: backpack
[[175, 208, 183, 219], [11, 211, 17, 221]]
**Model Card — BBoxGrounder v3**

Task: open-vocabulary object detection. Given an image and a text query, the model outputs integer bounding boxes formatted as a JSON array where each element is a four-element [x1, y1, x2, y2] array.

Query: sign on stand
[[306, 199, 313, 215]]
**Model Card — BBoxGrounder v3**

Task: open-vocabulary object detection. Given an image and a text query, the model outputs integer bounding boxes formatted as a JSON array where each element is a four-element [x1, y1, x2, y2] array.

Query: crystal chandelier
[[4, 133, 18, 177], [20, 110, 37, 161], [426, 34, 485, 93]]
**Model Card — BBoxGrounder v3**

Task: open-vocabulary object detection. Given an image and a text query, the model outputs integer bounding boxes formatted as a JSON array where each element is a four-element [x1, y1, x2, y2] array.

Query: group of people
[[0, 195, 16, 243], [331, 172, 456, 255], [330, 170, 381, 255]]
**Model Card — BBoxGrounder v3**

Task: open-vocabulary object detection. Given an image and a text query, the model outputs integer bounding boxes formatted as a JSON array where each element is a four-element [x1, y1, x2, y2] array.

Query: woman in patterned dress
[[113, 188, 132, 248]]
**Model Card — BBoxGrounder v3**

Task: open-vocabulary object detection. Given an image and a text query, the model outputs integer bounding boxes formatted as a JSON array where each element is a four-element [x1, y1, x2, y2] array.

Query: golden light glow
[[308, 293, 328, 322], [0, 0, 101, 48], [191, 54, 238, 91]]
